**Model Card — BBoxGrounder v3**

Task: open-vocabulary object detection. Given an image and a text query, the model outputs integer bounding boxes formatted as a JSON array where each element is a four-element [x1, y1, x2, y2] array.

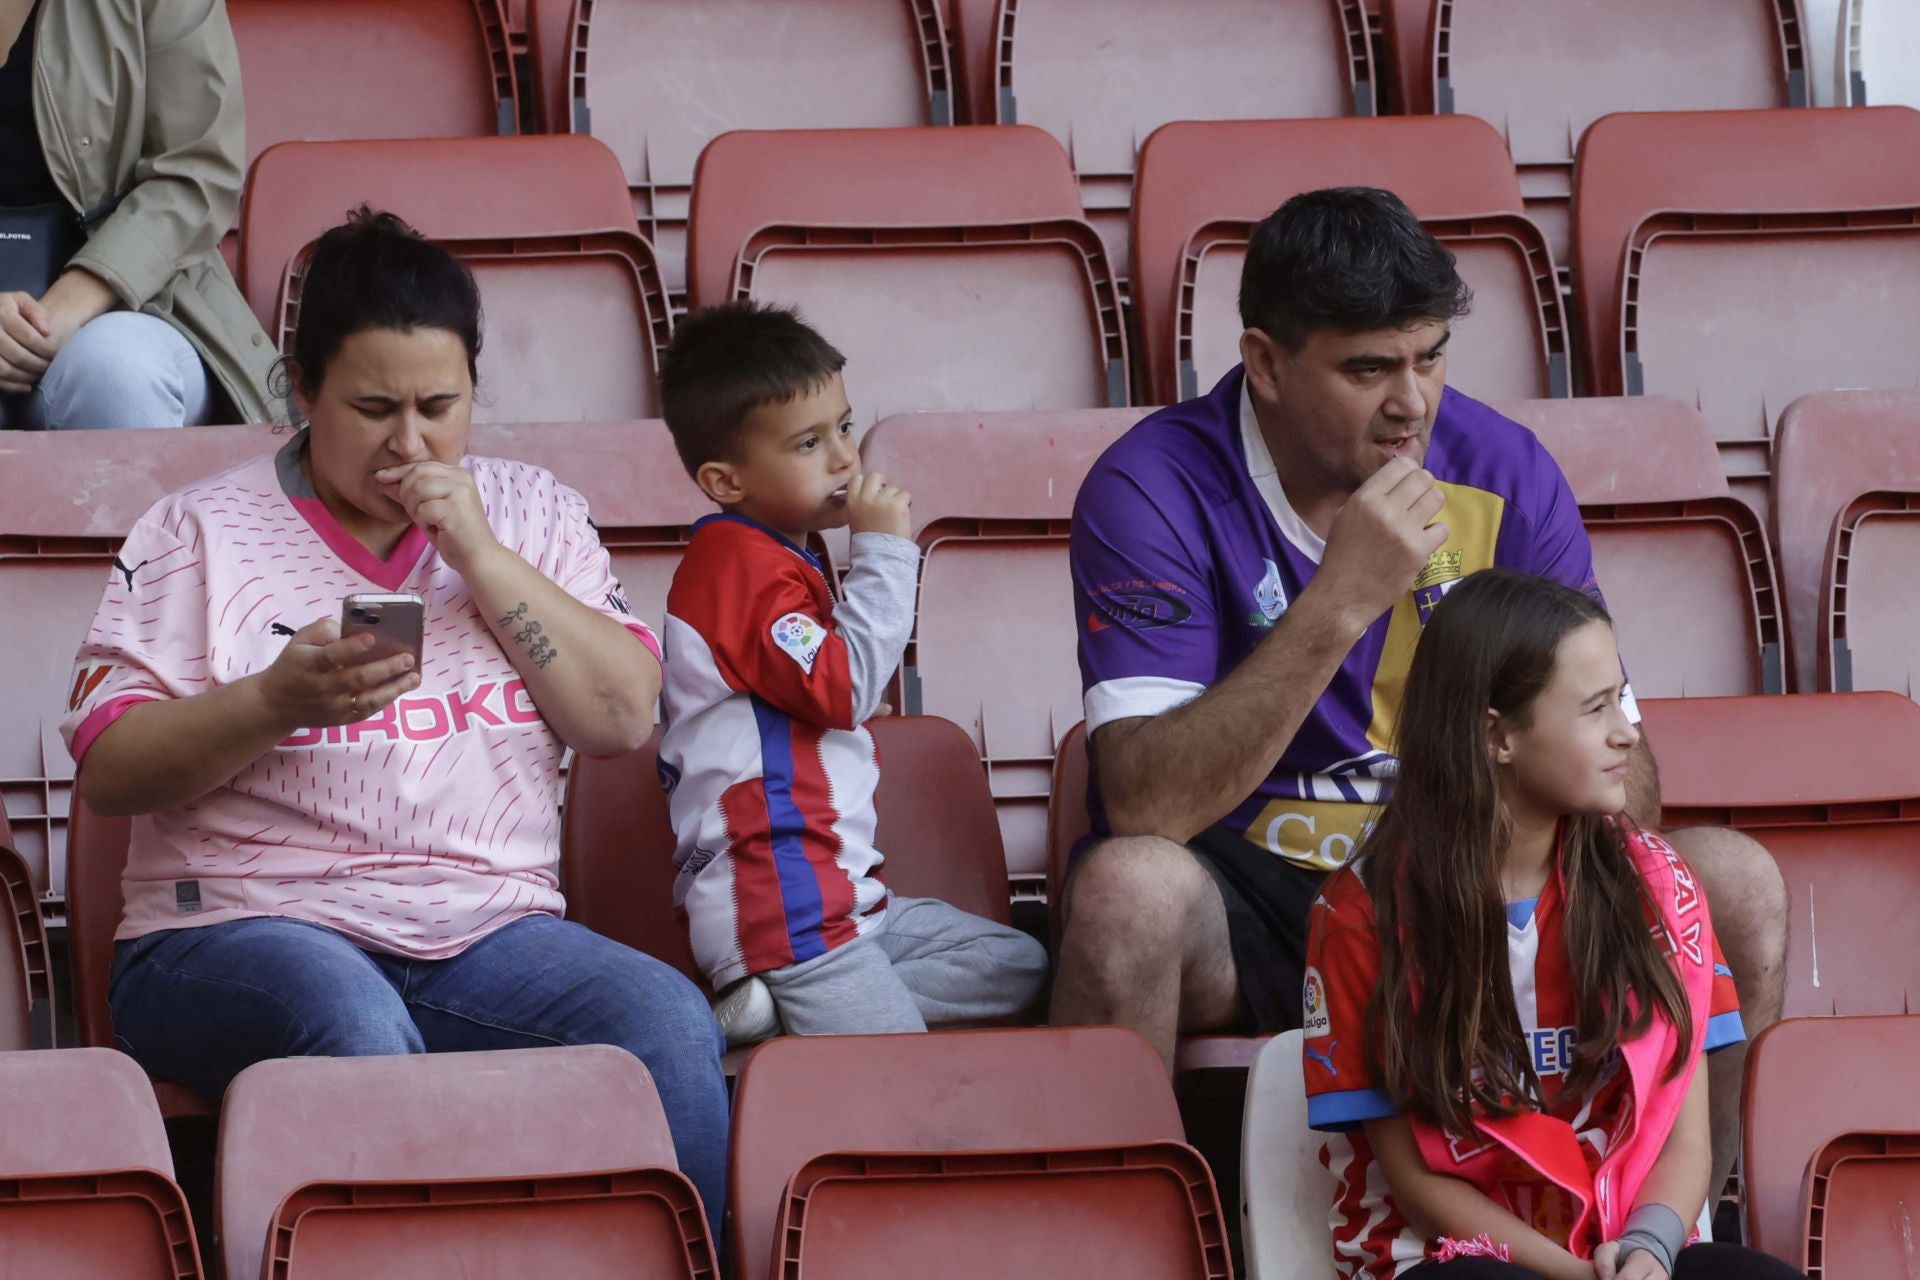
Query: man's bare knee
[[1668, 826, 1788, 933], [1061, 836, 1216, 949]]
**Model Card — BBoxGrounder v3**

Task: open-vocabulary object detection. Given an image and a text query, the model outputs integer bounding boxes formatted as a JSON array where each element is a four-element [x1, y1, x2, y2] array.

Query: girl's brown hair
[[1361, 569, 1691, 1136]]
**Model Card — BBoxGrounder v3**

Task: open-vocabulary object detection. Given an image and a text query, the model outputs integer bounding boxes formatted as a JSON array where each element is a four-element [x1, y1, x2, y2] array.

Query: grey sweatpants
[[759, 895, 1048, 1034]]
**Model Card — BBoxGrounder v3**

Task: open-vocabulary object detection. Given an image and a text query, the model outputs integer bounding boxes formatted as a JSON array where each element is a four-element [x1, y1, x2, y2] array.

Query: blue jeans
[[8, 311, 213, 429], [109, 913, 730, 1241]]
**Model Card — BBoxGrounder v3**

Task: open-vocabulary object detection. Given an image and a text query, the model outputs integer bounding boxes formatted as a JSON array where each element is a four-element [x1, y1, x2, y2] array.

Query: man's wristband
[[1617, 1203, 1686, 1275]]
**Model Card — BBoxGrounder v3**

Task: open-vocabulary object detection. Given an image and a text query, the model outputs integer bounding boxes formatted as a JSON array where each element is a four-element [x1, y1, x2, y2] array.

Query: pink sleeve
[[552, 483, 660, 663]]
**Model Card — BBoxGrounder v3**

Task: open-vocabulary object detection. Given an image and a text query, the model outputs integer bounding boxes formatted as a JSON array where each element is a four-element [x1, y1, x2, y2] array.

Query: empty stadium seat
[[861, 409, 1145, 888], [1742, 1014, 1920, 1264], [1799, 1131, 1920, 1277], [1501, 396, 1784, 696], [0, 1047, 205, 1278], [1773, 390, 1920, 695], [1841, 0, 1920, 108], [548, 0, 955, 297], [1394, 0, 1807, 261], [231, 0, 515, 160], [1639, 693, 1920, 1019], [1044, 723, 1270, 1076], [1571, 106, 1920, 511], [217, 1046, 702, 1280], [563, 715, 1019, 989], [730, 1026, 1187, 1280], [959, 0, 1375, 278], [0, 843, 41, 1052], [1242, 1031, 1333, 1280], [0, 423, 691, 910], [688, 127, 1128, 439], [239, 136, 671, 424], [1132, 116, 1569, 406]]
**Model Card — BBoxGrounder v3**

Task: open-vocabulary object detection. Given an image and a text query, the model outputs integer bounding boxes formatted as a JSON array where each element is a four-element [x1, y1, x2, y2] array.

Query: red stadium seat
[[1501, 396, 1785, 696], [1639, 692, 1920, 1019], [773, 1143, 1231, 1280], [0, 842, 42, 1051], [1392, 0, 1807, 261], [1742, 1014, 1920, 1264], [239, 136, 670, 424], [1132, 116, 1568, 406], [563, 715, 1017, 989], [688, 127, 1127, 443], [0, 1047, 205, 1279], [230, 0, 517, 171], [1799, 1131, 1920, 1277], [729, 1026, 1187, 1280], [861, 409, 1145, 889], [1772, 391, 1920, 695], [1571, 105, 1920, 513], [218, 1046, 699, 1280], [959, 0, 1375, 279], [552, 0, 954, 298]]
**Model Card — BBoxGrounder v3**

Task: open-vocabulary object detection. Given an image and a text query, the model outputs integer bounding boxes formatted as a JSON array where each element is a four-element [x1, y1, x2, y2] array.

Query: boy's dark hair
[[659, 301, 847, 476], [1238, 186, 1472, 351], [278, 205, 483, 409]]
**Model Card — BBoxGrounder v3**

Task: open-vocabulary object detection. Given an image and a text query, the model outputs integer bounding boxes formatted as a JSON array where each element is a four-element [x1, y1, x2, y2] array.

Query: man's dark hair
[[281, 204, 483, 405], [659, 301, 848, 476], [1238, 187, 1471, 351]]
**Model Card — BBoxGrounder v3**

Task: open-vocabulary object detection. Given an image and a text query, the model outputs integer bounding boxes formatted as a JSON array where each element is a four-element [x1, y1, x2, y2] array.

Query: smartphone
[[341, 593, 426, 668]]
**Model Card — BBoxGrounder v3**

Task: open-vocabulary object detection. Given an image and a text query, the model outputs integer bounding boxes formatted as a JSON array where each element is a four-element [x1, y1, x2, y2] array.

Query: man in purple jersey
[[1052, 188, 1784, 1196]]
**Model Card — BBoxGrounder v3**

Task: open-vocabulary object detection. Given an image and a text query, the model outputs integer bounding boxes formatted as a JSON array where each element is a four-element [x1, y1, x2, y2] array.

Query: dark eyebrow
[[1421, 330, 1454, 360], [1583, 682, 1619, 706], [1337, 351, 1403, 373]]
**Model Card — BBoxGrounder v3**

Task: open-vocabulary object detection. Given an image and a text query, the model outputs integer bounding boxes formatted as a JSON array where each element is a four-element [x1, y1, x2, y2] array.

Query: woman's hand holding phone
[[259, 617, 420, 731]]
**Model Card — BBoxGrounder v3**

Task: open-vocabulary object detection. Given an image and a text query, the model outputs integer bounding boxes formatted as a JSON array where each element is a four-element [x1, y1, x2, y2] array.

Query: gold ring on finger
[[349, 691, 360, 716]]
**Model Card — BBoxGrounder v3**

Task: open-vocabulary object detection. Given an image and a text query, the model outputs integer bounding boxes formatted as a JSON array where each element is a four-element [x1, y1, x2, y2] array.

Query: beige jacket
[[32, 0, 277, 422]]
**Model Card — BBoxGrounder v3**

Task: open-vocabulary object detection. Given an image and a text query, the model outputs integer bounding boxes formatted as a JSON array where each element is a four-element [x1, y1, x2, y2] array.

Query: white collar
[[1239, 380, 1326, 564]]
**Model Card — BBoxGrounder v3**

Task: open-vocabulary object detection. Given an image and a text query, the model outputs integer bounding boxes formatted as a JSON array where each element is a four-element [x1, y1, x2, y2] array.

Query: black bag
[[0, 201, 82, 298]]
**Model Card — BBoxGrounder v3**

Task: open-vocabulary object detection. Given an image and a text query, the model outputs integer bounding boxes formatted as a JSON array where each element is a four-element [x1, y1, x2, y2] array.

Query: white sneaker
[[712, 976, 781, 1048]]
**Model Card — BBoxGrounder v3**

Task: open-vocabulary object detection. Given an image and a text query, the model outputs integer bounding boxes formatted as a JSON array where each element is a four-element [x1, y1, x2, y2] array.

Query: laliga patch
[[771, 612, 827, 675], [1302, 965, 1332, 1039]]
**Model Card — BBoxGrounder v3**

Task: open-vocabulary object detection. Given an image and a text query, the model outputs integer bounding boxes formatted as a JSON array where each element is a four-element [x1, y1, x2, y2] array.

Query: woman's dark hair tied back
[[272, 205, 483, 418]]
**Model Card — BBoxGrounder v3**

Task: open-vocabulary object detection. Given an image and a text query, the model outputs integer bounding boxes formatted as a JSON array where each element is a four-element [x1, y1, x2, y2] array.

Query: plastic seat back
[[1242, 1031, 1334, 1280], [979, 0, 1375, 277], [1572, 106, 1920, 507], [1501, 396, 1784, 696], [240, 137, 669, 424], [0, 842, 46, 1050], [1422, 0, 1806, 260], [1742, 1015, 1920, 1264], [1639, 693, 1920, 1018], [862, 409, 1145, 887], [1133, 115, 1565, 405], [563, 715, 1016, 987], [1774, 390, 1920, 693], [566, 0, 953, 297], [0, 1047, 202, 1279], [730, 1026, 1182, 1280], [774, 1142, 1230, 1280], [230, 0, 516, 170], [218, 1045, 682, 1280]]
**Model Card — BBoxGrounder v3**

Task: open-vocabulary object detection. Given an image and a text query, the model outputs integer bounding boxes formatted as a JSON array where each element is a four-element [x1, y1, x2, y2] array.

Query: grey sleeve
[[834, 532, 920, 722]]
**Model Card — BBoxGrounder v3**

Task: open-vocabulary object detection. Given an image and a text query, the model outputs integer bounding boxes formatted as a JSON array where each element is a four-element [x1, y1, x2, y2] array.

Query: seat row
[[0, 1029, 1228, 1280], [6, 394, 1920, 979], [228, 0, 1920, 289], [199, 104, 1920, 518]]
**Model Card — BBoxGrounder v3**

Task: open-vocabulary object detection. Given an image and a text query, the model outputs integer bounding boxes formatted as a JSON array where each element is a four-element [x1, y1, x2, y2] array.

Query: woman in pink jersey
[[62, 208, 729, 1237], [1301, 572, 1801, 1280]]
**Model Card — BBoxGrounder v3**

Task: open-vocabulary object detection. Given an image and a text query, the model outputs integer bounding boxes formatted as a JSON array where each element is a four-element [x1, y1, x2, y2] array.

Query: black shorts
[[1187, 826, 1328, 1035]]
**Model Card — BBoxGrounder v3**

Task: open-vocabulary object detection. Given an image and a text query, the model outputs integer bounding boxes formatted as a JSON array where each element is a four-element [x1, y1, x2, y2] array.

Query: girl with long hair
[[1301, 571, 1801, 1280]]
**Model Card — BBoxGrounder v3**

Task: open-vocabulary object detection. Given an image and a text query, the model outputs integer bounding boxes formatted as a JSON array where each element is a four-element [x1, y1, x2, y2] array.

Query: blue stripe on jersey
[[1308, 1087, 1398, 1133], [1505, 897, 1539, 929], [752, 696, 826, 962], [1703, 1009, 1747, 1054]]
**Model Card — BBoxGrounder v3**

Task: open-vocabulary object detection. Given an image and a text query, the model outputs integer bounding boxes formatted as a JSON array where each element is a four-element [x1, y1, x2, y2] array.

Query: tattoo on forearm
[[497, 601, 560, 669]]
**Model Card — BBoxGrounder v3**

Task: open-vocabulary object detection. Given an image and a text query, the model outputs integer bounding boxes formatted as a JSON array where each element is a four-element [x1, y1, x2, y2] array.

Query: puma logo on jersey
[[1304, 1040, 1339, 1077], [112, 556, 150, 590]]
